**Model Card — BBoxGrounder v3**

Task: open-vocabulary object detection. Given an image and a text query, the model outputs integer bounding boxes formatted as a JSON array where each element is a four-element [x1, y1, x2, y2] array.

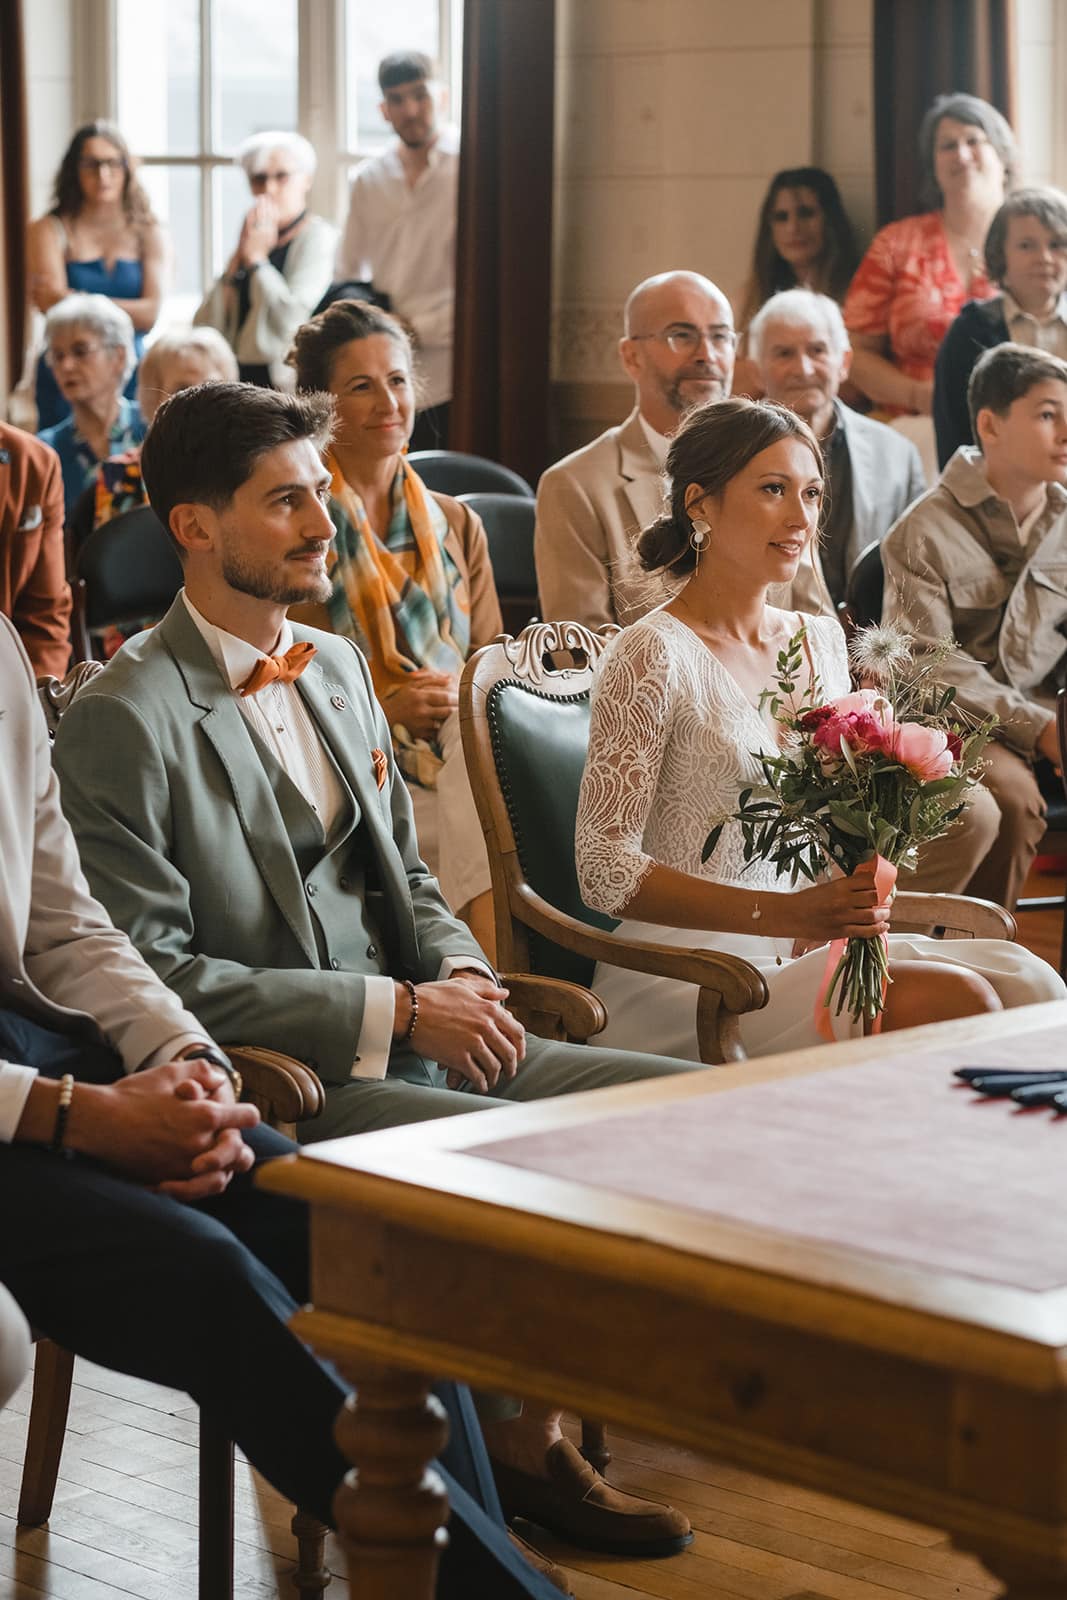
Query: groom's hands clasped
[[393, 973, 527, 1093]]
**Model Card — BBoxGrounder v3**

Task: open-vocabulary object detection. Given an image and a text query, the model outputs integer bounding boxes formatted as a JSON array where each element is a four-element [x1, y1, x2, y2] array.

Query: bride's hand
[[791, 871, 892, 944]]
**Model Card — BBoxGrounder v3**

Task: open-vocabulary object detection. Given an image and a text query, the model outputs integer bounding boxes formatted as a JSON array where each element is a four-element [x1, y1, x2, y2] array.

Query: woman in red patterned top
[[844, 93, 1017, 422]]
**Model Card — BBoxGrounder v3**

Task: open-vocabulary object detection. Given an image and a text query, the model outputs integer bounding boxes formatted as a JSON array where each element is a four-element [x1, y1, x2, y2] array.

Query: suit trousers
[[299, 1033, 698, 1140], [963, 742, 1050, 912], [0, 1011, 560, 1600]]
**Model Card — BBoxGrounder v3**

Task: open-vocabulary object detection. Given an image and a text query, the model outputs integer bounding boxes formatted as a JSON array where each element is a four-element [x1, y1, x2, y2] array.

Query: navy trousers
[[0, 1010, 555, 1598]]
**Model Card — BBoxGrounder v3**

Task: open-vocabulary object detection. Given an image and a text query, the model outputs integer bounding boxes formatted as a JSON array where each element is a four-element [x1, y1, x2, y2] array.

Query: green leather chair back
[[486, 677, 618, 987]]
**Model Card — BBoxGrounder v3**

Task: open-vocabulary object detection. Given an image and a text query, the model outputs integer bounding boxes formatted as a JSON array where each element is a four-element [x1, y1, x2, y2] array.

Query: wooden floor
[[2, 872, 1062, 1600]]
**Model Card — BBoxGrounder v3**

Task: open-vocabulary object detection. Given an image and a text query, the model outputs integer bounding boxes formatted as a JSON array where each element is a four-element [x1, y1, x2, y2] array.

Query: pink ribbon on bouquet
[[814, 854, 898, 1040]]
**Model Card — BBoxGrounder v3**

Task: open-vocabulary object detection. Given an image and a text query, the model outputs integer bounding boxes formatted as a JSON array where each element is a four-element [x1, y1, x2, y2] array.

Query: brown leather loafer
[[508, 1528, 574, 1595], [492, 1438, 693, 1556]]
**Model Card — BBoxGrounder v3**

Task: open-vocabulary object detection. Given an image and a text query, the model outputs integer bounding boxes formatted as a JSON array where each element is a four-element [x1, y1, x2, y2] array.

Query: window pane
[[213, 0, 299, 151], [214, 163, 256, 280], [116, 0, 200, 157], [139, 166, 203, 326], [346, 0, 440, 153]]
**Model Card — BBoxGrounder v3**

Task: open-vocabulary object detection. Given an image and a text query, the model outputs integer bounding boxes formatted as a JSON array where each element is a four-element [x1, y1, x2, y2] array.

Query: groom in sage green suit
[[53, 379, 698, 1558]]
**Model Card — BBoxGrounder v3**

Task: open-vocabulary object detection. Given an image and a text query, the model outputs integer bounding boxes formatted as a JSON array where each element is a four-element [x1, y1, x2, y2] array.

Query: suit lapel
[[617, 408, 667, 533], [158, 601, 320, 966], [292, 637, 421, 962]]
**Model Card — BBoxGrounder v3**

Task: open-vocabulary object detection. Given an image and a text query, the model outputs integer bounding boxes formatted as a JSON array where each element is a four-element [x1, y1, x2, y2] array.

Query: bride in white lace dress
[[576, 398, 1064, 1061]]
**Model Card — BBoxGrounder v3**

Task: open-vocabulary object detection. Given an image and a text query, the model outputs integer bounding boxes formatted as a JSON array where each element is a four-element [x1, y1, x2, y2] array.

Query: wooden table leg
[[332, 1364, 450, 1600]]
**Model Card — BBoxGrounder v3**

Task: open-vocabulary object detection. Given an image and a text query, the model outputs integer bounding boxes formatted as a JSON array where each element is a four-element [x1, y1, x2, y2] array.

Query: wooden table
[[259, 1000, 1067, 1598]]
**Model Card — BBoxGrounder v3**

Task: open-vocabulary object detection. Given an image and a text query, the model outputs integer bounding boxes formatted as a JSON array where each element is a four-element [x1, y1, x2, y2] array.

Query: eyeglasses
[[249, 170, 296, 187], [629, 323, 738, 356], [79, 157, 127, 174], [45, 341, 106, 368]]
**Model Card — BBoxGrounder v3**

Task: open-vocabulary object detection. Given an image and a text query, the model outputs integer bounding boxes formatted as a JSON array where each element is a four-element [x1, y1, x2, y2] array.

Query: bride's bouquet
[[702, 624, 996, 1033]]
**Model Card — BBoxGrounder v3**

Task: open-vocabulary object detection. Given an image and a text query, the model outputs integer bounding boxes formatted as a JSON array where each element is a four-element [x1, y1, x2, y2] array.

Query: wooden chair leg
[[18, 1340, 75, 1525], [579, 1419, 611, 1473], [199, 1414, 234, 1600], [290, 1507, 331, 1594]]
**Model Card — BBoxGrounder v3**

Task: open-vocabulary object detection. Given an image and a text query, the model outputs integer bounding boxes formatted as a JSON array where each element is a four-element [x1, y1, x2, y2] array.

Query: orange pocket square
[[371, 748, 388, 790]]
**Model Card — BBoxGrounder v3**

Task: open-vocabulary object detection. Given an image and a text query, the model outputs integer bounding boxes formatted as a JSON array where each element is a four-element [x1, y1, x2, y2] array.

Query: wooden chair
[[459, 621, 1017, 1069]]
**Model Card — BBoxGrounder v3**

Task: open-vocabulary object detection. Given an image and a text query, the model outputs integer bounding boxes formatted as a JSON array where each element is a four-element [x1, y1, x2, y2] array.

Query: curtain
[[873, 0, 1017, 226], [0, 0, 29, 392], [451, 0, 554, 485]]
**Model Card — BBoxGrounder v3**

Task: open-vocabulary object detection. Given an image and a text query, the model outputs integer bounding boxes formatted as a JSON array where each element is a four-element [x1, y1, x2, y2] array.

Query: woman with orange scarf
[[288, 299, 502, 953]]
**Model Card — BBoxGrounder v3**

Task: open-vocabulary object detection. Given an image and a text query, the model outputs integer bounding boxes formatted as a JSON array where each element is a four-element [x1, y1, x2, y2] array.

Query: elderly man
[[750, 288, 926, 609], [0, 422, 70, 676], [535, 270, 737, 628]]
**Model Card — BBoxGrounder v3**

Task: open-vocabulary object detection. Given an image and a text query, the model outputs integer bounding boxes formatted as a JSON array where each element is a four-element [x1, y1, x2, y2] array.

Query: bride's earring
[[689, 517, 710, 560]]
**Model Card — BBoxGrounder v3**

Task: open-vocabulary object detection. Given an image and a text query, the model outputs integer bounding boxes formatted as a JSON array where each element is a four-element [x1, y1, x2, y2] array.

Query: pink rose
[[890, 722, 955, 782]]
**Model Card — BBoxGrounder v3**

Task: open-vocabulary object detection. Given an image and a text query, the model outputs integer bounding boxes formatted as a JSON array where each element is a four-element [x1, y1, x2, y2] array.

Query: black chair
[[844, 540, 885, 630], [457, 492, 538, 634], [408, 449, 534, 498], [71, 504, 184, 661]]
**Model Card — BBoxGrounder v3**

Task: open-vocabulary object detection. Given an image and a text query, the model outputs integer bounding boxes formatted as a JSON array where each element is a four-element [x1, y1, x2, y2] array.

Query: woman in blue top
[[28, 122, 168, 429]]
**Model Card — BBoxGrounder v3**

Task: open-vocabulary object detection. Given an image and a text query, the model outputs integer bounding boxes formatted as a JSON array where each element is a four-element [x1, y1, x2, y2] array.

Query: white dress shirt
[[637, 413, 671, 467], [336, 128, 460, 408], [182, 594, 491, 1079], [1003, 290, 1067, 359]]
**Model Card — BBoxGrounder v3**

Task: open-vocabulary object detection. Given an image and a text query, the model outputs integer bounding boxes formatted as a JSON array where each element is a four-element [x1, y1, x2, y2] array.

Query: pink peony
[[826, 689, 894, 724], [811, 708, 893, 759], [890, 722, 955, 781]]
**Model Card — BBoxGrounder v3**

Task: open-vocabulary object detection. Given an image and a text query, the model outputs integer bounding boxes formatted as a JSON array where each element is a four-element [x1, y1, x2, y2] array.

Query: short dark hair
[[967, 343, 1067, 445], [140, 382, 335, 538], [984, 186, 1067, 285], [287, 298, 414, 394], [918, 93, 1017, 209], [378, 51, 435, 93], [637, 398, 823, 577]]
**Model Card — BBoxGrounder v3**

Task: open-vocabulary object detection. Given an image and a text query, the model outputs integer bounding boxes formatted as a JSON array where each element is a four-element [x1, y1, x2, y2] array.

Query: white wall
[[551, 0, 875, 430], [24, 0, 76, 219]]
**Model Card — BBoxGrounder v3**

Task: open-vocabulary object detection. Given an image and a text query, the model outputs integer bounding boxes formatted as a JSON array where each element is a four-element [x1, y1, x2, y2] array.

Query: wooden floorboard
[[2, 877, 1060, 1597]]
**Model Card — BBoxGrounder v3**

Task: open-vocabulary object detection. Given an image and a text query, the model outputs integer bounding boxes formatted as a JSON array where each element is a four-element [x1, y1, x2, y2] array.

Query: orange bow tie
[[237, 641, 318, 697]]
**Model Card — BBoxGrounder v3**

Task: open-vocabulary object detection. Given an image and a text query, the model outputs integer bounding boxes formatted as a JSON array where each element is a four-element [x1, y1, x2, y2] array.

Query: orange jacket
[[0, 422, 71, 678]]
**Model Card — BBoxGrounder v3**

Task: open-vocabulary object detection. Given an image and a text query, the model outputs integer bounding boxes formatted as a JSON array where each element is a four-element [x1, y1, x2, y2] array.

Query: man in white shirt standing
[[337, 51, 459, 449]]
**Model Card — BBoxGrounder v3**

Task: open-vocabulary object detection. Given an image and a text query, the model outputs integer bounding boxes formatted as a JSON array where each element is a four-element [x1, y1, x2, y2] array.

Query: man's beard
[[221, 548, 331, 606], [664, 372, 726, 416]]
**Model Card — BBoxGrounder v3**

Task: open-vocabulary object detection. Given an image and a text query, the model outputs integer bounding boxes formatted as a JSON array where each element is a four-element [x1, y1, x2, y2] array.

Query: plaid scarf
[[326, 453, 471, 783]]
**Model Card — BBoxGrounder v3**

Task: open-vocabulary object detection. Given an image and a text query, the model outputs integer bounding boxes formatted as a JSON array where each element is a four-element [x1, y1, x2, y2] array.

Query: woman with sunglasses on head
[[27, 121, 168, 430], [194, 132, 336, 389], [733, 168, 860, 398]]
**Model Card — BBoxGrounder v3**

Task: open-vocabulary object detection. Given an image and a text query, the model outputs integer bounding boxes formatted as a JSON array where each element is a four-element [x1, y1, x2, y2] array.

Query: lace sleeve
[[576, 623, 675, 916]]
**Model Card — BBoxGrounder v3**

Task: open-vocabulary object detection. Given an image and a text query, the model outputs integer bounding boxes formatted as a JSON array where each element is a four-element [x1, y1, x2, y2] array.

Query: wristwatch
[[183, 1044, 243, 1101]]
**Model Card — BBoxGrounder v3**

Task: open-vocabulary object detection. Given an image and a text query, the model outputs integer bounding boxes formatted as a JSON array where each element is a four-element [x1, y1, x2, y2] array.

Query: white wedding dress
[[575, 607, 1064, 1061]]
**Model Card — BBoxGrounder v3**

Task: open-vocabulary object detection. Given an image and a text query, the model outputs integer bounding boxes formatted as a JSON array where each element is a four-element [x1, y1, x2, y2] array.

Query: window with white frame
[[110, 0, 462, 326]]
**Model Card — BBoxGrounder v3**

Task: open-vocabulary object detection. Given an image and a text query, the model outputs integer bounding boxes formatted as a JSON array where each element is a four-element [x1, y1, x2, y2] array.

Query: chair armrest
[[500, 972, 608, 1043], [513, 884, 768, 1013], [226, 1045, 325, 1127], [891, 891, 1016, 941]]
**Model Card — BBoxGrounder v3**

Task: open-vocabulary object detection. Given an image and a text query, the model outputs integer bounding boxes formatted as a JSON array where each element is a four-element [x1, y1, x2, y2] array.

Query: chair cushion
[[488, 679, 617, 987]]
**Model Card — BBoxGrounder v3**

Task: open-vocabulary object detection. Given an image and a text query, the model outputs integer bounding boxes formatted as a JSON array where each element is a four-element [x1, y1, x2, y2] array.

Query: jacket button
[[330, 957, 340, 970], [306, 883, 317, 898], [339, 875, 349, 890], [366, 944, 377, 959]]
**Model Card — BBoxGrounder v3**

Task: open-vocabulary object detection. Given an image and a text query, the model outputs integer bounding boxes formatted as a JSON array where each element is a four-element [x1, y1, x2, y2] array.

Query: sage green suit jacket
[[52, 598, 487, 1085]]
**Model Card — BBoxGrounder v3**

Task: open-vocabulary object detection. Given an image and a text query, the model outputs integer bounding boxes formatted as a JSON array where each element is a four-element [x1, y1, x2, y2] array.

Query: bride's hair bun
[[636, 398, 824, 578]]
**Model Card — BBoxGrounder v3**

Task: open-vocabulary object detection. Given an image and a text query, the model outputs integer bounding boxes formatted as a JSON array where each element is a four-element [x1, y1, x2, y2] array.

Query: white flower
[[848, 623, 913, 682]]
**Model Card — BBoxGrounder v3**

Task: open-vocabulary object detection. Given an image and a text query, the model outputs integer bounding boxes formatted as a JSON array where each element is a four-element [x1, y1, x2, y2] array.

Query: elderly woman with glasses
[[194, 131, 337, 388], [27, 121, 168, 430], [37, 293, 144, 520]]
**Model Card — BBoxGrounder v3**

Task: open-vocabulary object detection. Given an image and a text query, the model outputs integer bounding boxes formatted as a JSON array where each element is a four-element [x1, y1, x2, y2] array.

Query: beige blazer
[[0, 615, 207, 1088], [535, 405, 833, 628]]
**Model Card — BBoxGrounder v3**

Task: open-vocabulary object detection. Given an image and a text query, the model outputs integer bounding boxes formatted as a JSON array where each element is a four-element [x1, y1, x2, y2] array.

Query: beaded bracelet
[[51, 1073, 74, 1156], [399, 979, 419, 1045]]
